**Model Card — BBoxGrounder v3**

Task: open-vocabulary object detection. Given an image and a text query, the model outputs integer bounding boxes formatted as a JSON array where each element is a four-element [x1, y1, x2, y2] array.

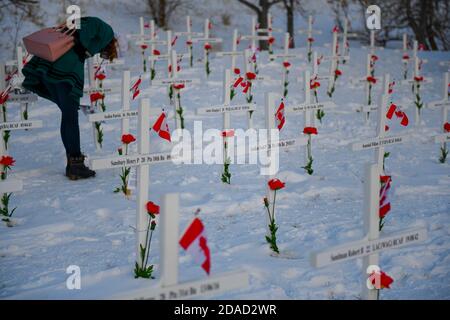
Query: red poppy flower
[[335, 69, 342, 76], [380, 175, 391, 184], [146, 201, 160, 215], [402, 54, 409, 60], [332, 26, 339, 33], [268, 178, 285, 191], [204, 43, 212, 50], [140, 44, 148, 50], [246, 72, 256, 80], [444, 122, 450, 132], [366, 76, 377, 84], [371, 55, 378, 61], [95, 73, 106, 81], [186, 40, 193, 46], [121, 133, 136, 145], [90, 92, 104, 103], [173, 83, 185, 90], [234, 68, 241, 75], [268, 36, 275, 44], [0, 155, 15, 167], [283, 61, 291, 69], [222, 129, 234, 137], [414, 76, 424, 82], [418, 43, 425, 50], [308, 37, 314, 42], [152, 49, 161, 55], [370, 271, 394, 289], [310, 81, 320, 89], [303, 127, 318, 135], [385, 125, 389, 131]]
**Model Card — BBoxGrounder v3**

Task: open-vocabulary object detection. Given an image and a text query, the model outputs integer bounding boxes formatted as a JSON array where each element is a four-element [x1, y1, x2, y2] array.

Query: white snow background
[[0, 0, 449, 299]]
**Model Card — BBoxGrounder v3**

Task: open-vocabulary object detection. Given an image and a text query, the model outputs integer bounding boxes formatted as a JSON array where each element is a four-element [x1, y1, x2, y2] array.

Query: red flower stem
[[271, 190, 277, 223]]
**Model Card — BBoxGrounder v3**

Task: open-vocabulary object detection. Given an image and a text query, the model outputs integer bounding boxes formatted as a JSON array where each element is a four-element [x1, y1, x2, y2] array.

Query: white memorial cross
[[427, 72, 450, 162], [365, 30, 384, 56], [112, 193, 249, 300], [196, 69, 256, 171], [351, 74, 411, 174], [340, 18, 358, 64], [90, 98, 181, 278], [351, 53, 382, 123], [323, 29, 348, 96], [126, 17, 152, 41], [175, 16, 203, 68], [86, 70, 171, 150], [241, 16, 271, 51], [215, 29, 245, 73], [2, 47, 38, 121], [287, 70, 336, 166], [152, 50, 200, 129], [262, 92, 307, 233], [402, 41, 432, 125], [311, 162, 428, 300], [298, 15, 322, 63], [190, 18, 223, 69], [268, 32, 302, 97]]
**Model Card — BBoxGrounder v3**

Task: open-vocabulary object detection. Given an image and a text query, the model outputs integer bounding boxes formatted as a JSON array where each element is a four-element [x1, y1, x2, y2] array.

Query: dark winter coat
[[22, 17, 114, 105]]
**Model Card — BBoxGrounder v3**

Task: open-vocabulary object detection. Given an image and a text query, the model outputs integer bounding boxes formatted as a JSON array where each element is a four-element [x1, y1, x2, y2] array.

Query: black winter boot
[[66, 153, 96, 180]]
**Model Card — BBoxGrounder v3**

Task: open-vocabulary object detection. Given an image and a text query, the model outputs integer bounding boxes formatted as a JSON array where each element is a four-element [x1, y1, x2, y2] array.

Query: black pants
[[44, 82, 81, 156]]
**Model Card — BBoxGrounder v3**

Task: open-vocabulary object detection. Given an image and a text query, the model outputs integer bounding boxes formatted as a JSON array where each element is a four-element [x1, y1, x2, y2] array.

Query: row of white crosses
[[90, 98, 248, 299], [427, 72, 450, 162], [312, 74, 428, 300]]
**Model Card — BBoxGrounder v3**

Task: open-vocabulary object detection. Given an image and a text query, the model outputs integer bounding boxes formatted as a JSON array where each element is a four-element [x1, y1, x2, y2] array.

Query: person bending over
[[22, 16, 118, 180]]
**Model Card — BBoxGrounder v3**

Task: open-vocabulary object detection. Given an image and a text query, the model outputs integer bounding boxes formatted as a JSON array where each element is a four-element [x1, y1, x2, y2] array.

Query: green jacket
[[22, 17, 114, 105]]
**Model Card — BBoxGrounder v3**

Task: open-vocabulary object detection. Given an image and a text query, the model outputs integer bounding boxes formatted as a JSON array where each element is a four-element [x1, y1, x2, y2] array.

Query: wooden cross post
[[427, 72, 450, 162], [311, 162, 428, 300], [216, 29, 244, 73], [311, 51, 331, 81], [298, 15, 322, 63]]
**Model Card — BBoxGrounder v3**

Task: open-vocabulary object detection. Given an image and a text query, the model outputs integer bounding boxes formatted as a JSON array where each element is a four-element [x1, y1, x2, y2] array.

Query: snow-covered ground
[[0, 1, 449, 300]]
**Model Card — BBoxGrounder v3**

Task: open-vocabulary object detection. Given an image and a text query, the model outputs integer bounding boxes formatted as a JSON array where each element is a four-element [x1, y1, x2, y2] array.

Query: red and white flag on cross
[[131, 77, 142, 100], [379, 177, 392, 218], [179, 217, 211, 275], [152, 111, 171, 142], [275, 100, 286, 130]]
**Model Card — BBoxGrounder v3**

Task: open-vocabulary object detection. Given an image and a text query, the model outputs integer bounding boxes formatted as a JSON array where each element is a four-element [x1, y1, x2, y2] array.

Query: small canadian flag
[[275, 100, 285, 130], [152, 111, 171, 142], [179, 217, 211, 275]]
